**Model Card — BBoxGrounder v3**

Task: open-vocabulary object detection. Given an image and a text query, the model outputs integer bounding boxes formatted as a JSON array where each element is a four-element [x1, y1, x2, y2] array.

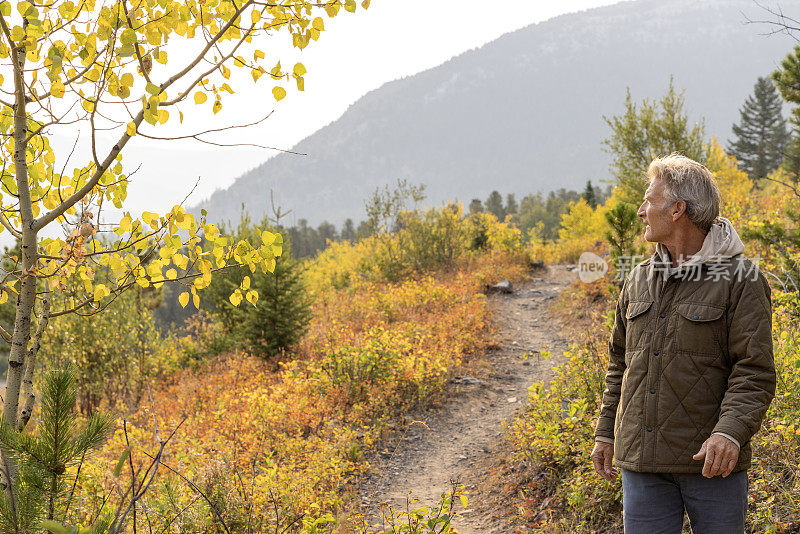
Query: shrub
[[43, 288, 161, 415], [502, 284, 623, 532], [400, 203, 468, 272], [554, 198, 608, 263]]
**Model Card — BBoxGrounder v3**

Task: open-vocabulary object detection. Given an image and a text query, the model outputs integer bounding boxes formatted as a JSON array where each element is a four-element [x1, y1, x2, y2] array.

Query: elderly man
[[590, 153, 776, 533]]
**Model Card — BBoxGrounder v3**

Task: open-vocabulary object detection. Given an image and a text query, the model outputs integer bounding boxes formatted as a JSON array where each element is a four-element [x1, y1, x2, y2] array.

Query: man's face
[[637, 177, 675, 243]]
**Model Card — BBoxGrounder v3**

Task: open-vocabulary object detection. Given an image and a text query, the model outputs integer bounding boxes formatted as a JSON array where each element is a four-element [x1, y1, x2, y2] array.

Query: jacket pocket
[[625, 300, 653, 350], [675, 301, 724, 356]]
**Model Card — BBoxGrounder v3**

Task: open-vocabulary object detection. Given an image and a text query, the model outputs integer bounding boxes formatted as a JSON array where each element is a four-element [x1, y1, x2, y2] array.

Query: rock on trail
[[359, 264, 577, 533]]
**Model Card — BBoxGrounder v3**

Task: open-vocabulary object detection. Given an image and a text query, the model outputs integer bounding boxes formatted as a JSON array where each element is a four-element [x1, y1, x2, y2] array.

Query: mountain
[[195, 0, 800, 228]]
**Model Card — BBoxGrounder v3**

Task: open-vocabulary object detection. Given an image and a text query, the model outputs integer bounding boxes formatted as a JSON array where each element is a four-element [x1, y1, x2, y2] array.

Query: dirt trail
[[359, 264, 577, 533]]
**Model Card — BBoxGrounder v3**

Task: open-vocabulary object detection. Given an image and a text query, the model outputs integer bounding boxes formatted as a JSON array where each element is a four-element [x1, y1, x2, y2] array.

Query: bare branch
[[134, 111, 308, 155], [138, 449, 232, 534], [743, 1, 800, 41]]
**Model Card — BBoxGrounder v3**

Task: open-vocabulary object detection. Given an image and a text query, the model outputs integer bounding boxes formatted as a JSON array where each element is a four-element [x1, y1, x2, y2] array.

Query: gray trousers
[[621, 468, 748, 534]]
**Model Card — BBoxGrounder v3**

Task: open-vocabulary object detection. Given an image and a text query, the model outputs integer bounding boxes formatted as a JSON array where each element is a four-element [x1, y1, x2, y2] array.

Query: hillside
[[195, 0, 800, 228]]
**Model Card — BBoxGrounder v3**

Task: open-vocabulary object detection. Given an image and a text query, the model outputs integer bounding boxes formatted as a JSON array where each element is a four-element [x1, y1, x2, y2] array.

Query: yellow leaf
[[141, 211, 158, 227], [272, 86, 286, 101], [194, 91, 207, 104], [82, 99, 95, 112], [179, 292, 190, 308], [293, 62, 306, 77], [166, 268, 177, 279], [361, 0, 370, 8], [229, 290, 242, 306], [193, 292, 200, 309], [11, 25, 24, 42], [212, 99, 222, 114], [251, 9, 261, 23], [325, 1, 340, 17], [172, 254, 188, 270], [16, 1, 31, 15], [246, 289, 258, 305], [93, 284, 110, 301], [254, 49, 265, 60], [241, 276, 250, 290], [312, 17, 324, 31], [344, 0, 356, 12], [126, 122, 137, 136], [157, 109, 169, 124], [51, 82, 65, 98]]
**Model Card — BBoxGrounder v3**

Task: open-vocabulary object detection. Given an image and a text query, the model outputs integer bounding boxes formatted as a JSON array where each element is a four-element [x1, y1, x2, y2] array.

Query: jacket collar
[[652, 216, 745, 279]]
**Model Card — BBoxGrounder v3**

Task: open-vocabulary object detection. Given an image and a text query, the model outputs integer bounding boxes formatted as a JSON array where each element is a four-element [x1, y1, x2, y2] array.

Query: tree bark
[[18, 295, 50, 432], [3, 41, 37, 489]]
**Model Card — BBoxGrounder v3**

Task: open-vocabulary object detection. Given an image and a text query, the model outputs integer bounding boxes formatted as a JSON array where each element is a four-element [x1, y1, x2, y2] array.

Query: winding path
[[359, 264, 577, 533]]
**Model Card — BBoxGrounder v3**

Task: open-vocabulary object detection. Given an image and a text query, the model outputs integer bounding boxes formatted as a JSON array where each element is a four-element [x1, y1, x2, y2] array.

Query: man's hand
[[692, 434, 739, 478], [590, 441, 617, 481]]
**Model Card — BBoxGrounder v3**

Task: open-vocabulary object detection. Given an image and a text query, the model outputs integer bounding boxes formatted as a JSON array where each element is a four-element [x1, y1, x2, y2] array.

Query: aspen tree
[[0, 0, 368, 487]]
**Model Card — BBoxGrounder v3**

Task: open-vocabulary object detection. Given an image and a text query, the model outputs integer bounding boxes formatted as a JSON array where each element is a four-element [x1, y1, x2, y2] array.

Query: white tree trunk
[[2, 42, 37, 488]]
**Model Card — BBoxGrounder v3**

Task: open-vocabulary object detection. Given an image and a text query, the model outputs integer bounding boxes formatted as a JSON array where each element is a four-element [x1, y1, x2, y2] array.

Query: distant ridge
[[195, 0, 800, 228]]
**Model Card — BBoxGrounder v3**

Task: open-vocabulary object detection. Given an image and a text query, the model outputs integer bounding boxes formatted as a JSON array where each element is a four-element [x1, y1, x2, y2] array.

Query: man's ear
[[671, 200, 687, 221]]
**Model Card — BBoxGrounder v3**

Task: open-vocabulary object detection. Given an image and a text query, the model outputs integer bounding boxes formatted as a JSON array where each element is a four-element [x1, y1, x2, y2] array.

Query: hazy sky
[[58, 0, 624, 219]]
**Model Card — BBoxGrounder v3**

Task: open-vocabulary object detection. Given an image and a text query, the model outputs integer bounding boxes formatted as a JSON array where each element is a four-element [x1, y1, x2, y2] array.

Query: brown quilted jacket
[[594, 218, 776, 473]]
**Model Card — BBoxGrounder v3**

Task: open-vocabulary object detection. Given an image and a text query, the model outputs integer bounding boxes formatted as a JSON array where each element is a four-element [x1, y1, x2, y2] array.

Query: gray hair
[[647, 153, 721, 233]]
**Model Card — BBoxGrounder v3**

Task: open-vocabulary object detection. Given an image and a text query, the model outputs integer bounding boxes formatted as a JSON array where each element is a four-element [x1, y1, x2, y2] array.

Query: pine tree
[[485, 191, 505, 220], [782, 134, 800, 185], [603, 78, 707, 206], [0, 367, 113, 531], [604, 202, 647, 286], [317, 221, 338, 246], [728, 76, 788, 184], [583, 180, 598, 208], [206, 211, 312, 359], [468, 199, 483, 214], [242, 240, 312, 358], [773, 46, 800, 185], [341, 219, 357, 242], [505, 194, 519, 216]]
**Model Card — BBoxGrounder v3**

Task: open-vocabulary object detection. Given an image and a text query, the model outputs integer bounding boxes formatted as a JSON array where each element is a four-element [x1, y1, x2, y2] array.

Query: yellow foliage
[[553, 198, 609, 263], [706, 138, 754, 227], [77, 250, 528, 529]]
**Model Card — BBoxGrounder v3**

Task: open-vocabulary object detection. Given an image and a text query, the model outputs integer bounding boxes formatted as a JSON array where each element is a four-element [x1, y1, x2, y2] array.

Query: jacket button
[[647, 426, 653, 432], [650, 388, 656, 394], [659, 313, 666, 318], [654, 350, 659, 356], [693, 315, 700, 319]]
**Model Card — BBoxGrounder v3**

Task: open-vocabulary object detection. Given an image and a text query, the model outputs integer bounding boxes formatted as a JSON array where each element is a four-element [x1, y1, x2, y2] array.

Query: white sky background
[[52, 0, 624, 223]]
